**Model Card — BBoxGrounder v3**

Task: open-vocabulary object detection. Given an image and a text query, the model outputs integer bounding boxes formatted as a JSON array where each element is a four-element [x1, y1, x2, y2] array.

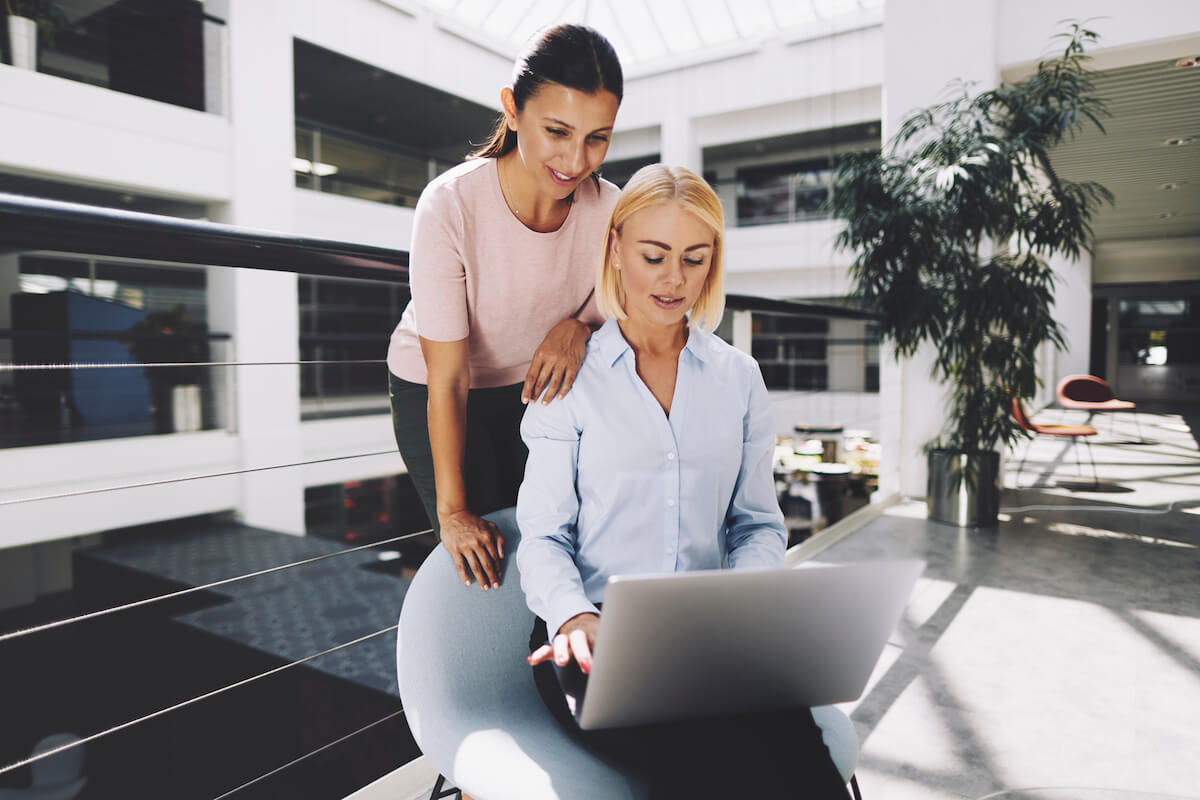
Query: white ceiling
[[1048, 57, 1200, 244], [417, 0, 883, 69]]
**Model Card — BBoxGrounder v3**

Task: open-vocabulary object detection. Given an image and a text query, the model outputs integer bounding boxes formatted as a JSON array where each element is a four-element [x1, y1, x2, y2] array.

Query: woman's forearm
[[427, 377, 469, 517], [419, 337, 473, 518]]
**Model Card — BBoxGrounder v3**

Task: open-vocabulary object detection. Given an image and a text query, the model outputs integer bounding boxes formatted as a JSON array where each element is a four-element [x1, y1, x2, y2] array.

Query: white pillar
[[208, 0, 304, 534], [659, 116, 701, 175], [827, 318, 866, 392], [730, 309, 753, 356], [203, 0, 231, 116], [0, 253, 20, 392], [1050, 250, 1093, 392], [715, 163, 738, 226], [880, 0, 999, 499], [1105, 298, 1120, 393]]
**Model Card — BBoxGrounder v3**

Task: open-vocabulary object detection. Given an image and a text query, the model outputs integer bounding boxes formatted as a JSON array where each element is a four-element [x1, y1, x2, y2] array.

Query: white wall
[[0, 432, 242, 548], [1094, 238, 1200, 285], [1049, 251, 1094, 391], [0, 417, 404, 552], [0, 63, 233, 202], [619, 18, 883, 137], [723, 219, 854, 296], [294, 188, 415, 250], [998, 0, 1200, 73], [614, 21, 884, 170], [290, 0, 510, 112]]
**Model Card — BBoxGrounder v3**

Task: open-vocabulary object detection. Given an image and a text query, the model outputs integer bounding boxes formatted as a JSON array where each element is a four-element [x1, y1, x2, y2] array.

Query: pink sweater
[[387, 158, 618, 388]]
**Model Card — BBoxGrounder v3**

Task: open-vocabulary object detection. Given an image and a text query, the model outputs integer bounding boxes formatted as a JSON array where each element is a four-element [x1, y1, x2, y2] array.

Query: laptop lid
[[575, 558, 924, 730]]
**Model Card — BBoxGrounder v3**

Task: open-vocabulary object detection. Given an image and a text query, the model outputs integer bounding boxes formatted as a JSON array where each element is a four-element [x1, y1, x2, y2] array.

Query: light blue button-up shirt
[[516, 319, 787, 639]]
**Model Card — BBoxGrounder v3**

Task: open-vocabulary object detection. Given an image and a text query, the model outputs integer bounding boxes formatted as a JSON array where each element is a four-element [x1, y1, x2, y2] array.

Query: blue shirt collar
[[594, 318, 710, 367]]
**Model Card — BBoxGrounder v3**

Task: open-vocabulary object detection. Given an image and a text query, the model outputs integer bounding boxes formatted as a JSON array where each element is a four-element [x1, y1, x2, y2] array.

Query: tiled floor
[[79, 520, 412, 695], [810, 406, 1200, 799]]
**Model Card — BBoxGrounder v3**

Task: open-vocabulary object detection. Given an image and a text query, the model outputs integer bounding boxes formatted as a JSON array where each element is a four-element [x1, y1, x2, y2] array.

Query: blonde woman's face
[[611, 202, 714, 330]]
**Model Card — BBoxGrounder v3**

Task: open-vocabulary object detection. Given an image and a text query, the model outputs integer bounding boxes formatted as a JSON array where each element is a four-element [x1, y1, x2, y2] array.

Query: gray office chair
[[396, 506, 862, 800], [0, 733, 86, 800]]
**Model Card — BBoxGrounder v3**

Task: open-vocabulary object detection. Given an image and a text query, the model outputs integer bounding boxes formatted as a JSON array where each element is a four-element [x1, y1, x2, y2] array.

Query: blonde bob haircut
[[596, 164, 726, 332]]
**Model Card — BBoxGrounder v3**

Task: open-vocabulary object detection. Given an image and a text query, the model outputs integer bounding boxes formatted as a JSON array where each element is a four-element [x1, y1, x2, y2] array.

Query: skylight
[[417, 0, 884, 70]]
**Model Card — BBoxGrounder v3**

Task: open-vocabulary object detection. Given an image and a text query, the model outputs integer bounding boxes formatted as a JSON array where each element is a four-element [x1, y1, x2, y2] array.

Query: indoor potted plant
[[831, 24, 1111, 526], [4, 0, 66, 70]]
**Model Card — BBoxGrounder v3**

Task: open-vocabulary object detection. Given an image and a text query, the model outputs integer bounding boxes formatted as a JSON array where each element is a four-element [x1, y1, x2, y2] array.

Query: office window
[[752, 313, 829, 391], [299, 276, 409, 418]]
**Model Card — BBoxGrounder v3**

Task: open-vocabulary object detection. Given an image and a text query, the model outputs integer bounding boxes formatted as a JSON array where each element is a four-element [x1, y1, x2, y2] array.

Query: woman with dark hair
[[387, 24, 624, 592]]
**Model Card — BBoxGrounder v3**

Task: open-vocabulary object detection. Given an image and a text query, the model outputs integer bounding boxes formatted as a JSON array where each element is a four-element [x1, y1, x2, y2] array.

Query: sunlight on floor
[[811, 407, 1200, 798]]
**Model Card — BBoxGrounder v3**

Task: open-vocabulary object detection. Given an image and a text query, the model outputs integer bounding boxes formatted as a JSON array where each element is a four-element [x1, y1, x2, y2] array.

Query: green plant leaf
[[831, 22, 1110, 453]]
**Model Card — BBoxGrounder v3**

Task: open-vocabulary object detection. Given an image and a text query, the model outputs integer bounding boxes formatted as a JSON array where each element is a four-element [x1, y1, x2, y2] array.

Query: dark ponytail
[[471, 24, 624, 160]]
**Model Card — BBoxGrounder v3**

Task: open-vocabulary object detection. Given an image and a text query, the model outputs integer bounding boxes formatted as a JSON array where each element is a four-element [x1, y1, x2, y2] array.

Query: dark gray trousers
[[388, 370, 528, 537]]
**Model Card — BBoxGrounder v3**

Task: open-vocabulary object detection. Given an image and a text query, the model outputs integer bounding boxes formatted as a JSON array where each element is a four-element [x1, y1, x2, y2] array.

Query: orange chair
[[1056, 375, 1142, 441], [1011, 397, 1099, 488]]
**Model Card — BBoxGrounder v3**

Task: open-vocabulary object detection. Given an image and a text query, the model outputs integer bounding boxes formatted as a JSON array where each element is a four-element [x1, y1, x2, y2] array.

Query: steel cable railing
[[0, 359, 384, 372], [0, 191, 885, 798], [0, 449, 400, 507], [0, 192, 419, 799], [211, 709, 409, 800], [0, 624, 400, 777], [0, 527, 430, 645]]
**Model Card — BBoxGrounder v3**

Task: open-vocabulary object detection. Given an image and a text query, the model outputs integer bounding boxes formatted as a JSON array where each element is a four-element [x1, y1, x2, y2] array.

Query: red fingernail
[[581, 661, 591, 674]]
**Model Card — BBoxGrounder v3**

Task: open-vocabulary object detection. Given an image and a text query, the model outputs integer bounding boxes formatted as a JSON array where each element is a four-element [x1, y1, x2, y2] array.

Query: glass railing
[[3, 5, 226, 114], [295, 120, 458, 208]]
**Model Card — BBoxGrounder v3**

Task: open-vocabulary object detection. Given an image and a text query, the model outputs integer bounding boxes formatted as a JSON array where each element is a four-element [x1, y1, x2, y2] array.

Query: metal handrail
[[0, 193, 410, 283]]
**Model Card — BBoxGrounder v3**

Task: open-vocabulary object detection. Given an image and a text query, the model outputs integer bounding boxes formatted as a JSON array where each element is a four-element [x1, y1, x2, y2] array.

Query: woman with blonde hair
[[516, 165, 851, 798]]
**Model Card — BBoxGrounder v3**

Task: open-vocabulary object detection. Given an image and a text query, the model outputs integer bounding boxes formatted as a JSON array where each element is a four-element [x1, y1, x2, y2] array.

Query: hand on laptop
[[528, 612, 599, 674]]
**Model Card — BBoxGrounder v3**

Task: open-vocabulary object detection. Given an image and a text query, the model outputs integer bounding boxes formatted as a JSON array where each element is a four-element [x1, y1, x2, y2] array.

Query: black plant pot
[[926, 449, 1000, 527]]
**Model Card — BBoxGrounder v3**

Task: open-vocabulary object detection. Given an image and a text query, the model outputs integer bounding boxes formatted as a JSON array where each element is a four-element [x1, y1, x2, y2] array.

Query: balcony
[[2, 0, 225, 113], [1, 192, 1197, 800]]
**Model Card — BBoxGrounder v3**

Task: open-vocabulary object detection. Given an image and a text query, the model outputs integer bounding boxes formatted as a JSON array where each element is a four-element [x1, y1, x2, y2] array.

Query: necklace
[[498, 157, 528, 221], [498, 157, 568, 231]]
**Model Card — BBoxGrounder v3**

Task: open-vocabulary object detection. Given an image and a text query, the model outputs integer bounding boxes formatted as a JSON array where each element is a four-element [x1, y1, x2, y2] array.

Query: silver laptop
[[560, 559, 924, 730]]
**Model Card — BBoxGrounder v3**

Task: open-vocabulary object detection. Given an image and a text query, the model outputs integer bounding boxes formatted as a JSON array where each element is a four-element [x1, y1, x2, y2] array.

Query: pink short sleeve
[[409, 182, 469, 342]]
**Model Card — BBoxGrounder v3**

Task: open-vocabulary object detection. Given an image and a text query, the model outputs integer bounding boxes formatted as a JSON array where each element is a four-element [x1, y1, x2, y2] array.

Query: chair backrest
[[1057, 374, 1115, 404], [30, 733, 84, 788], [396, 507, 648, 800], [396, 507, 533, 754], [1011, 397, 1036, 432]]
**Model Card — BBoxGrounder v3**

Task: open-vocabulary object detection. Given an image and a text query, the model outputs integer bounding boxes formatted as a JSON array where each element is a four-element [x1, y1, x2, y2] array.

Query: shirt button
[[667, 498, 676, 507], [666, 545, 675, 554], [667, 452, 676, 460]]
